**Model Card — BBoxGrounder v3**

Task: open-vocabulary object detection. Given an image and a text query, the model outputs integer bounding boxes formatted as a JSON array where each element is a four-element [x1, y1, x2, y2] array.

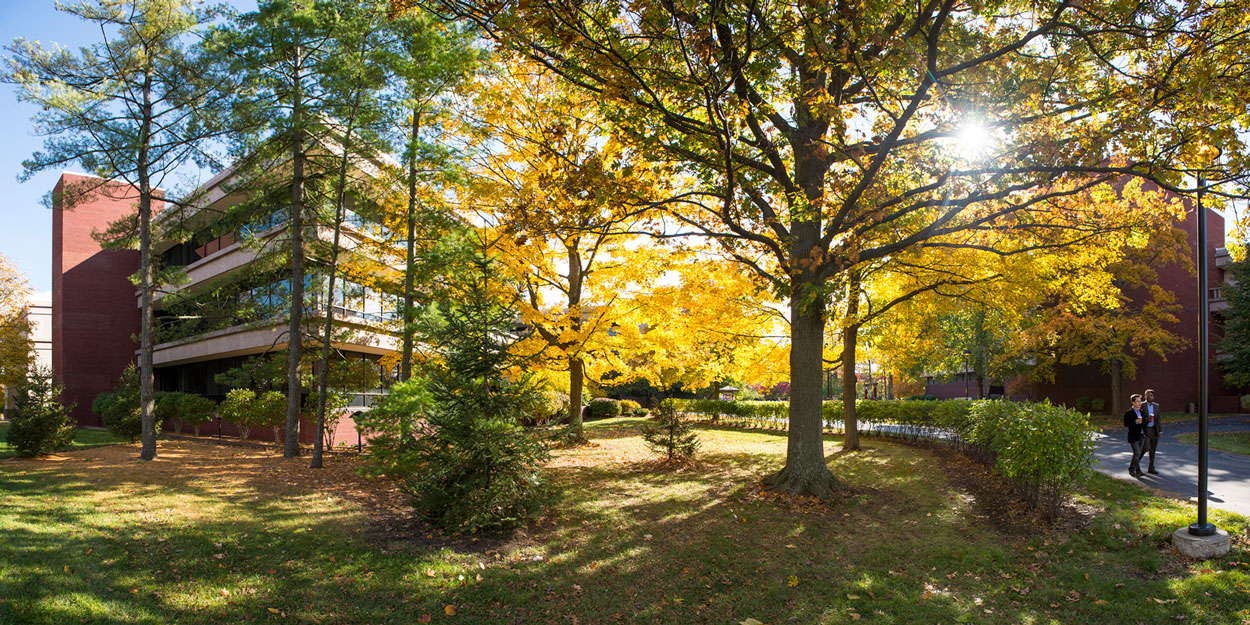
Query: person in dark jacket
[[1142, 388, 1162, 474], [1123, 393, 1147, 477]]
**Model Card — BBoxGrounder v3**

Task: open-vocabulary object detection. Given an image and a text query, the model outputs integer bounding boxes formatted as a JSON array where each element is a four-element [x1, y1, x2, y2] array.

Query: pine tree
[[400, 252, 552, 533], [641, 399, 699, 462], [8, 367, 76, 457]]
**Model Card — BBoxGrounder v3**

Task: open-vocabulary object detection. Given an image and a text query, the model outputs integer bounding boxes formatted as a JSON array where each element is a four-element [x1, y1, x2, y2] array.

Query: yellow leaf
[[268, 608, 280, 614], [444, 605, 457, 616], [63, 565, 70, 573], [787, 575, 799, 587], [740, 619, 765, 625]]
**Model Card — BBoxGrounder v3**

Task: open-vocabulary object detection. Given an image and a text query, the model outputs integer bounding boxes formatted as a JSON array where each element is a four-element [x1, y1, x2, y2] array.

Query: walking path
[[1093, 415, 1250, 517]]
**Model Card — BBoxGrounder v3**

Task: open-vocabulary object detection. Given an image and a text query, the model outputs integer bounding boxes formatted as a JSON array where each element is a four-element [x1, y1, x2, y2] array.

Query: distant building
[[50, 156, 403, 442], [926, 197, 1244, 414], [2, 294, 51, 413]]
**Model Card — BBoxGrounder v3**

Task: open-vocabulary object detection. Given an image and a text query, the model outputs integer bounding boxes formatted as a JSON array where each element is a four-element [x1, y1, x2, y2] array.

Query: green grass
[[0, 417, 1246, 625], [1175, 431, 1250, 456], [0, 421, 128, 459]]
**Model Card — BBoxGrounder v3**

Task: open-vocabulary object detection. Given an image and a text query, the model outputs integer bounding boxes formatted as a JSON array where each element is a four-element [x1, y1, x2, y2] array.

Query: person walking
[[1142, 388, 1162, 474], [1123, 393, 1148, 477]]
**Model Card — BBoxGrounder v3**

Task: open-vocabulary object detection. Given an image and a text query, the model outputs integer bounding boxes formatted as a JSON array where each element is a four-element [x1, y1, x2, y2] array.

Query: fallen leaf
[[418, 615, 431, 624], [64, 565, 70, 573], [1152, 598, 1178, 604], [444, 605, 456, 616], [220, 589, 230, 597], [267, 608, 280, 614], [739, 619, 764, 625], [787, 575, 799, 588]]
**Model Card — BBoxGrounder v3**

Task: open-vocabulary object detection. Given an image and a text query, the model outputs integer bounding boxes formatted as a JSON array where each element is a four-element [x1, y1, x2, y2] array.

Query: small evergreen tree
[[6, 366, 76, 457], [400, 254, 552, 533], [1220, 259, 1250, 387], [641, 399, 700, 462], [95, 365, 142, 442]]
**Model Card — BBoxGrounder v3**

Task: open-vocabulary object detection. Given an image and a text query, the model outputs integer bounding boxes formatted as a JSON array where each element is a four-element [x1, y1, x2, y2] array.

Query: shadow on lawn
[[0, 433, 1230, 625]]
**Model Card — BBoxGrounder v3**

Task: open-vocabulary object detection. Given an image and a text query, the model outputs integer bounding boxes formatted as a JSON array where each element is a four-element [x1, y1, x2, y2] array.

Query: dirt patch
[[889, 439, 1097, 537]]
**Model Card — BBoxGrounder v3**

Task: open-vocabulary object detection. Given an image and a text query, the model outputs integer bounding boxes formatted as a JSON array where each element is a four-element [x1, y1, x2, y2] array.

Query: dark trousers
[[1145, 428, 1160, 469], [1129, 438, 1146, 474]]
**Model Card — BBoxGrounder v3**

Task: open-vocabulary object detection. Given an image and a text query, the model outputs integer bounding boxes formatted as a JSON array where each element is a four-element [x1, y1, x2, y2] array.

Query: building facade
[[925, 199, 1244, 415], [51, 164, 403, 444]]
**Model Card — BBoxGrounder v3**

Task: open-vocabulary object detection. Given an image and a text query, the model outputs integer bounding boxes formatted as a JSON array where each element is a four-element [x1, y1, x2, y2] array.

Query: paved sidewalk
[[1094, 415, 1250, 517]]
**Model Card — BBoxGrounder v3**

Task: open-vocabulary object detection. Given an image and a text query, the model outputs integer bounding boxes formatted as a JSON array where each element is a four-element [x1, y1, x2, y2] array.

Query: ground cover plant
[[0, 421, 125, 460], [0, 419, 1246, 625], [1175, 431, 1250, 456]]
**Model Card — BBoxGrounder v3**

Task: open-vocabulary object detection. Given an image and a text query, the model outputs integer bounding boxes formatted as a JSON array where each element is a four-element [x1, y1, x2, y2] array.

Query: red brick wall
[[52, 173, 142, 426], [928, 189, 1244, 415]]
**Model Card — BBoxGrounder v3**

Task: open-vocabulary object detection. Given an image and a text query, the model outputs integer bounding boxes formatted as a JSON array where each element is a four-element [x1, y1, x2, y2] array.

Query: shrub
[[1074, 396, 1092, 411], [1242, 394, 1250, 412], [95, 365, 142, 442], [318, 392, 350, 448], [219, 388, 258, 439], [354, 377, 434, 478], [385, 257, 552, 533], [520, 389, 568, 427], [641, 399, 699, 461], [179, 394, 217, 437], [1090, 397, 1106, 412], [619, 399, 641, 413], [586, 397, 621, 419], [631, 407, 648, 417], [256, 390, 286, 443], [154, 391, 215, 435], [5, 366, 75, 457], [991, 402, 1096, 521]]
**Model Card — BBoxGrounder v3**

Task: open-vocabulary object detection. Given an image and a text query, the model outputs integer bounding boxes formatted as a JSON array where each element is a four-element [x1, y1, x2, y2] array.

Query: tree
[[0, 254, 33, 403], [95, 364, 143, 442], [6, 367, 76, 458], [5, 0, 228, 460], [213, 0, 346, 457], [219, 388, 259, 439], [469, 59, 662, 443], [309, 0, 393, 469], [641, 398, 699, 462], [383, 8, 477, 383], [432, 0, 1250, 496], [1220, 258, 1250, 388], [378, 251, 552, 533]]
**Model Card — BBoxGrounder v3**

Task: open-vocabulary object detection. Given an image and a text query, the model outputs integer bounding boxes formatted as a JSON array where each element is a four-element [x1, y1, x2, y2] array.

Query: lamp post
[[1191, 172, 1216, 538], [962, 349, 971, 398], [1172, 168, 1228, 559]]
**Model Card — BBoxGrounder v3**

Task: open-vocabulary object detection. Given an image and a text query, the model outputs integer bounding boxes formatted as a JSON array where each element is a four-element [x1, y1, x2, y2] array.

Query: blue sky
[[0, 1, 254, 295]]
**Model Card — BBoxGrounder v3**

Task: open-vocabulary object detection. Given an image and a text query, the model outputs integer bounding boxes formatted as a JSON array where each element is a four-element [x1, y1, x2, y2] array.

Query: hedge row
[[669, 398, 1096, 521]]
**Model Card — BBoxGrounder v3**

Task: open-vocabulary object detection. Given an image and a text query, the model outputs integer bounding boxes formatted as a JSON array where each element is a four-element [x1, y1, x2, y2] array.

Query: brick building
[[50, 163, 402, 444], [926, 199, 1243, 415]]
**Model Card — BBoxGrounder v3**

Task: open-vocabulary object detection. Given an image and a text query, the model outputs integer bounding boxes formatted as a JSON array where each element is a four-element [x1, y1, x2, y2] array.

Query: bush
[[586, 397, 621, 419], [641, 399, 699, 461], [6, 366, 75, 457], [619, 399, 641, 413], [154, 391, 215, 435], [520, 389, 568, 427], [631, 407, 648, 417], [372, 257, 552, 533], [94, 365, 142, 442], [989, 402, 1096, 520], [1242, 394, 1250, 412], [1074, 396, 1092, 411], [256, 390, 286, 443], [219, 388, 258, 439], [1090, 397, 1106, 412]]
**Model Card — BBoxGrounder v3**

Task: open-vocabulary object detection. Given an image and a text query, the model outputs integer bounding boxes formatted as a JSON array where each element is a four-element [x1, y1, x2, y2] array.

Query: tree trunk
[[284, 57, 306, 458], [568, 356, 585, 435], [842, 271, 861, 450], [762, 273, 839, 498], [138, 71, 157, 461], [565, 244, 586, 442], [312, 99, 359, 469], [1110, 358, 1122, 416], [973, 307, 987, 399], [400, 107, 420, 382]]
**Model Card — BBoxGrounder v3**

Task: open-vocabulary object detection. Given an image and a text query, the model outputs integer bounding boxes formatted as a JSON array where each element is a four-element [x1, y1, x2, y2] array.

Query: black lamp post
[[962, 349, 971, 398], [1191, 172, 1217, 537]]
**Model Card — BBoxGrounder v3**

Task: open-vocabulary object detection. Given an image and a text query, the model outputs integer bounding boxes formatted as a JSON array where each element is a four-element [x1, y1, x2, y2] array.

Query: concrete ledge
[[1172, 527, 1231, 559]]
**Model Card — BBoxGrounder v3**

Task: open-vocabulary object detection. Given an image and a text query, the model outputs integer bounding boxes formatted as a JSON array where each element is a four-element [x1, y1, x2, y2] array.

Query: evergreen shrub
[[641, 399, 699, 461], [6, 366, 75, 457]]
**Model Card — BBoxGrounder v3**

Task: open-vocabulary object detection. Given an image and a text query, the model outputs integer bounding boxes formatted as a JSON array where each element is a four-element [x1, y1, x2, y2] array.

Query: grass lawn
[[1, 418, 1247, 625], [1175, 431, 1250, 456], [0, 420, 128, 460]]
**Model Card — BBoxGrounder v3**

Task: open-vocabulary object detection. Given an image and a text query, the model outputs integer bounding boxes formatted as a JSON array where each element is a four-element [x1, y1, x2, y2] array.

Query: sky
[[0, 1, 255, 297]]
